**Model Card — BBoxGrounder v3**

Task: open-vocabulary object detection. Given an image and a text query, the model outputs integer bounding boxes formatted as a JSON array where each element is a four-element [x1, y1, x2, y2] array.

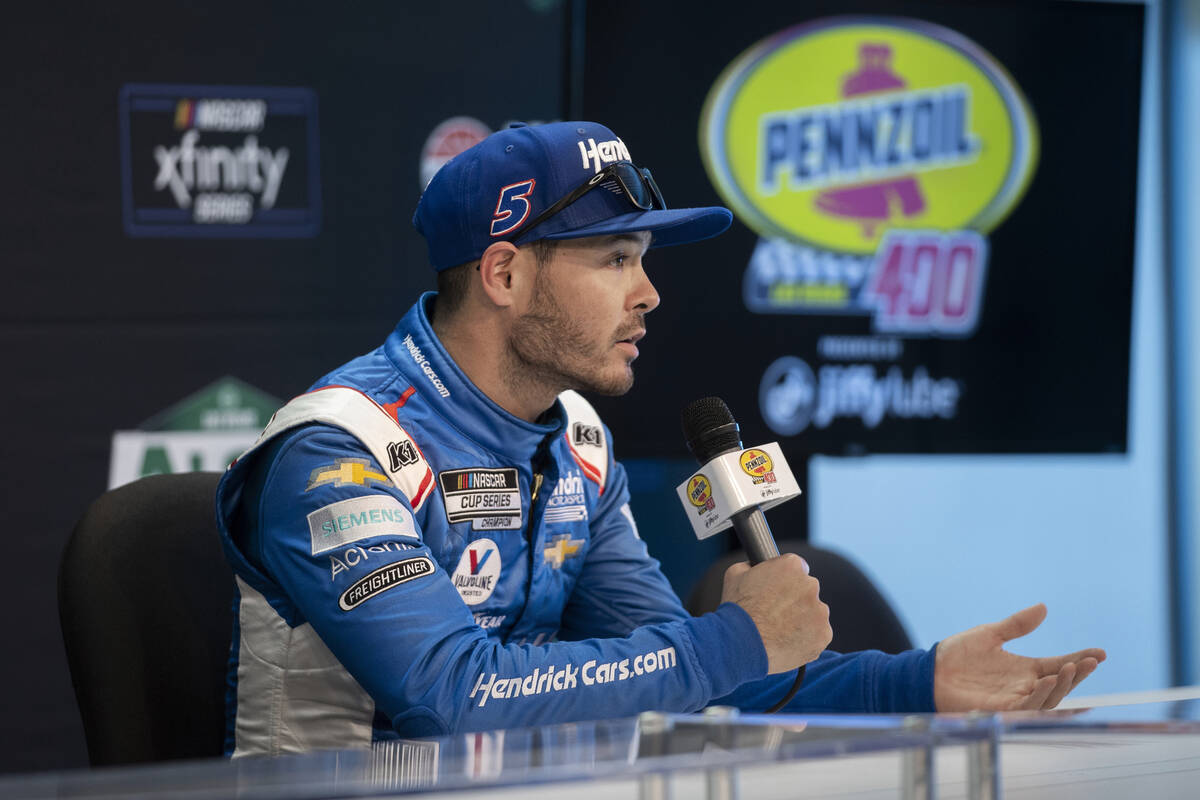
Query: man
[[215, 121, 1103, 758]]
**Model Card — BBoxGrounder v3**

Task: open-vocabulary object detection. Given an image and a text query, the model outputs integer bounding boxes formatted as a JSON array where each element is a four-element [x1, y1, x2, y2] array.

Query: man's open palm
[[934, 603, 1106, 711]]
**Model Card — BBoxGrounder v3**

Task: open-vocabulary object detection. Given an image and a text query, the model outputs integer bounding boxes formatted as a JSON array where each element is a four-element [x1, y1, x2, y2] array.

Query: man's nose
[[632, 266, 660, 313]]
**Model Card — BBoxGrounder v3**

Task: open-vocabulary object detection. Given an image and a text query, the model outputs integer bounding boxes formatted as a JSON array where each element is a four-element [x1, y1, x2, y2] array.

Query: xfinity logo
[[119, 83, 321, 237], [153, 130, 289, 212]]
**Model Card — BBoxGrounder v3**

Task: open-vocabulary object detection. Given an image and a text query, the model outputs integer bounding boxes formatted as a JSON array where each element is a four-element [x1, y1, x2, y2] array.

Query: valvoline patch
[[700, 17, 1039, 256]]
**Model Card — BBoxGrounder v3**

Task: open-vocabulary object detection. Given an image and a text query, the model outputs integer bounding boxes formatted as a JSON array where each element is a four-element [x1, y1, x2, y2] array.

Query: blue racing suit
[[215, 293, 935, 757]]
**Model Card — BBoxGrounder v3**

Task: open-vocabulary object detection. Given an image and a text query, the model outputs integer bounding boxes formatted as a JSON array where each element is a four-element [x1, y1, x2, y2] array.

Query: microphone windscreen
[[681, 397, 742, 464]]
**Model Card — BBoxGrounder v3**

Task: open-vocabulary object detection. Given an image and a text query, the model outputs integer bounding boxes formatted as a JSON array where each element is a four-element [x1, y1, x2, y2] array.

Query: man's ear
[[478, 241, 529, 308]]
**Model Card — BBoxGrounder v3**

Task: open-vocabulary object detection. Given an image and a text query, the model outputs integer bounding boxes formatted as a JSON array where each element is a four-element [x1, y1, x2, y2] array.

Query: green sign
[[109, 376, 282, 488]]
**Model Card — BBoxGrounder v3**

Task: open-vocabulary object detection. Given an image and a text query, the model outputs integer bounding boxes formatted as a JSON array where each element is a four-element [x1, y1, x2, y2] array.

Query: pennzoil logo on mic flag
[[700, 17, 1038, 337], [119, 83, 322, 237]]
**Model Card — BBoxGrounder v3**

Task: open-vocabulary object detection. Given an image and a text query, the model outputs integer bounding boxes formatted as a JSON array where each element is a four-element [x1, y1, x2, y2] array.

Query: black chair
[[58, 472, 231, 766], [687, 543, 914, 655]]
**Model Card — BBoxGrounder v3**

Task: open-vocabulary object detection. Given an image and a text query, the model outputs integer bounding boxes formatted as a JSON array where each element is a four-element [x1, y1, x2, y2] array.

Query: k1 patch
[[451, 538, 502, 606], [308, 495, 418, 555], [339, 557, 435, 611], [438, 468, 522, 531]]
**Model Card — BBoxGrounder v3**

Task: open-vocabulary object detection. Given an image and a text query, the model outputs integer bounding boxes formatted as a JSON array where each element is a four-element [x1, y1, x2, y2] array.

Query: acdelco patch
[[308, 495, 418, 555]]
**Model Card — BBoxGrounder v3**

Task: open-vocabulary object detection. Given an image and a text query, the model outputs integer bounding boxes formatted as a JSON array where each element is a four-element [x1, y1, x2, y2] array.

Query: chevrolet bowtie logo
[[307, 458, 390, 491], [543, 534, 584, 569]]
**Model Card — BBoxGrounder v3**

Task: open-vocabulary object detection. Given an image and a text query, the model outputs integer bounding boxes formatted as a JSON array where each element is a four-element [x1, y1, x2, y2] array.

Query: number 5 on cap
[[490, 180, 536, 237]]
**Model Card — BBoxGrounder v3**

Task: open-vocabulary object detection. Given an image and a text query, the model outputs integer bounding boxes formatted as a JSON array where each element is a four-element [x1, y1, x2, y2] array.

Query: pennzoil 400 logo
[[701, 17, 1038, 336]]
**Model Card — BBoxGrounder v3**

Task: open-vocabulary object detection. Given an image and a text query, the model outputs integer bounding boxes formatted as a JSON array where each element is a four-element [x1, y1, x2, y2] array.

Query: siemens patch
[[308, 495, 418, 555], [119, 83, 321, 237], [339, 557, 435, 610]]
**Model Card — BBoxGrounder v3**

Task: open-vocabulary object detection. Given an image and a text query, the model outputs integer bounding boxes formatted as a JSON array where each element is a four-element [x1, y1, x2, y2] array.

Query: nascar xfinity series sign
[[580, 3, 1139, 455], [119, 84, 321, 237]]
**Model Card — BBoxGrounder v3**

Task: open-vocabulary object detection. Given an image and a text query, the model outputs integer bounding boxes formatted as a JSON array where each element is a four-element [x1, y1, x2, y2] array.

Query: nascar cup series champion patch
[[700, 17, 1038, 337]]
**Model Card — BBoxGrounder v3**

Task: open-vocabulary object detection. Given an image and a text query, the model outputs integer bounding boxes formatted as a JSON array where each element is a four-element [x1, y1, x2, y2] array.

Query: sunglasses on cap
[[514, 160, 666, 239]]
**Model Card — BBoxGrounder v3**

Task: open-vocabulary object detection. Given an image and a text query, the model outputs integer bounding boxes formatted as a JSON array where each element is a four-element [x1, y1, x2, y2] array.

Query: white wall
[[1173, 0, 1200, 683], [809, 0, 1170, 697]]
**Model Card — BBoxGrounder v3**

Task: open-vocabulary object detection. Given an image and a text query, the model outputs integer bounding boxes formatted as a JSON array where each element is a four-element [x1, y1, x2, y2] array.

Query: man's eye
[[611, 253, 627, 267]]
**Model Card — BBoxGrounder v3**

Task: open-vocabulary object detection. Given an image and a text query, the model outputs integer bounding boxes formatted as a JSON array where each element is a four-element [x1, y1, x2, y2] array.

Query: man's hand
[[721, 554, 832, 674], [934, 603, 1105, 711]]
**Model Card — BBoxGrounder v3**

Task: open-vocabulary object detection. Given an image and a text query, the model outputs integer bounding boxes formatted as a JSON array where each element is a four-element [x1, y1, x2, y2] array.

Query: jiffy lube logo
[[701, 17, 1038, 336]]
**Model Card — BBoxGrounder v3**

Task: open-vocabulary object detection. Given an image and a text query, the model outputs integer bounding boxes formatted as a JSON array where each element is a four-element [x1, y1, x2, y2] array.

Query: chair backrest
[[686, 543, 914, 655], [58, 472, 231, 766]]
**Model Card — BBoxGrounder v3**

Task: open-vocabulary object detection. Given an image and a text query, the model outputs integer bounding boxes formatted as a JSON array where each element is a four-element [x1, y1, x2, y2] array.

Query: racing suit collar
[[384, 292, 565, 459]]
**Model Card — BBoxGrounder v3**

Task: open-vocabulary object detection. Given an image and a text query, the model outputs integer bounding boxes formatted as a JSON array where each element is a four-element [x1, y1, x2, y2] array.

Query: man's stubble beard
[[507, 276, 636, 398]]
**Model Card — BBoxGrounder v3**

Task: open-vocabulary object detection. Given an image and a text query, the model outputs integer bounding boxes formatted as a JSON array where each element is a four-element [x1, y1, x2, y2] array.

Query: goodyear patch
[[308, 495, 418, 555], [700, 17, 1038, 337]]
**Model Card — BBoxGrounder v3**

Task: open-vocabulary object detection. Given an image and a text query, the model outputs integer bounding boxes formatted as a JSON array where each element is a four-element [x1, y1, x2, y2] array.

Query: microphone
[[680, 397, 783, 565], [680, 396, 806, 711]]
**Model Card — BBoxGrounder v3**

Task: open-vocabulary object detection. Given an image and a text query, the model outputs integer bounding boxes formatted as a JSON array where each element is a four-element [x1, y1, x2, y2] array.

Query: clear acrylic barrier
[[3, 695, 1199, 799]]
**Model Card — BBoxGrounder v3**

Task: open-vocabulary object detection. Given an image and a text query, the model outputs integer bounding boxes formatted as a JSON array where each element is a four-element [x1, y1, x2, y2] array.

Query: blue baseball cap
[[413, 121, 733, 272]]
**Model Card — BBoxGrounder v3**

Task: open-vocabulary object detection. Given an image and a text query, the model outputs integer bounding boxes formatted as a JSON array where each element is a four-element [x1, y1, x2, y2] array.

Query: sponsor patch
[[439, 467, 522, 531], [451, 538, 502, 606], [306, 457, 390, 491], [544, 470, 588, 524], [387, 440, 419, 472], [119, 83, 321, 238], [543, 533, 584, 569], [468, 646, 677, 708], [339, 557, 435, 610], [473, 613, 506, 630], [328, 541, 415, 581], [402, 334, 450, 398], [572, 422, 602, 448], [308, 495, 418, 555]]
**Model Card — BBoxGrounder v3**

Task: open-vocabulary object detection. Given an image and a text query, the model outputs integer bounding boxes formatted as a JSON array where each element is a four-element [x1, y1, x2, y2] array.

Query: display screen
[[580, 0, 1143, 456]]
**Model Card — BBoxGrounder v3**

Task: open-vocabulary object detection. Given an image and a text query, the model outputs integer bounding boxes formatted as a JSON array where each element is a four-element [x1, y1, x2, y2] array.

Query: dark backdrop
[[0, 0, 567, 773], [1, 0, 1143, 775]]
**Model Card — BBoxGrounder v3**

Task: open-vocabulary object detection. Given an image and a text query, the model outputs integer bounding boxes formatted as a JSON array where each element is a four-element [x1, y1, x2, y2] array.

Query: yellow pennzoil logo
[[739, 448, 778, 485], [687, 474, 716, 514], [701, 17, 1038, 336]]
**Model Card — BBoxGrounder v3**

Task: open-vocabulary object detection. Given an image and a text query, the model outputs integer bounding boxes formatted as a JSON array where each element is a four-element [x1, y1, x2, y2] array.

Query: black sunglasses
[[514, 161, 666, 239]]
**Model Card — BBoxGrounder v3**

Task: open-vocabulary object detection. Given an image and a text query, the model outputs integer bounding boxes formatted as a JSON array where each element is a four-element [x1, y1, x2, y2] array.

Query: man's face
[[509, 231, 659, 396]]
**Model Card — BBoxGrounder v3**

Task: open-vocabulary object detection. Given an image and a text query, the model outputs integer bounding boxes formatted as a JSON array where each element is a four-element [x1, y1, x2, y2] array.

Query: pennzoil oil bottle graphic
[[701, 16, 1038, 338], [815, 43, 928, 237]]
